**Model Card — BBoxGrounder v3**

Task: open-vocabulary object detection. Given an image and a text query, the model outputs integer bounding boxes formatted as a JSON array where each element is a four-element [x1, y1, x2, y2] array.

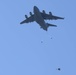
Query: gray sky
[[0, 0, 76, 75]]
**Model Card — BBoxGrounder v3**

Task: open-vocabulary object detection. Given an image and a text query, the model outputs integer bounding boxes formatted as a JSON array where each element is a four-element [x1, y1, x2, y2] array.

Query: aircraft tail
[[46, 23, 57, 27]]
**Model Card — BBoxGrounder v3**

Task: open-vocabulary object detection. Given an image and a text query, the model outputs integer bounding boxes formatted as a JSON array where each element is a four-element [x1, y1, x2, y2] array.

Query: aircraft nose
[[34, 6, 37, 9], [33, 6, 38, 13]]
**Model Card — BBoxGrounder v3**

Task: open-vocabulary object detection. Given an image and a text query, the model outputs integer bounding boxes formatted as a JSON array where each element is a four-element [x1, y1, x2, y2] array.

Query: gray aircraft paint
[[34, 6, 47, 31], [20, 6, 64, 31]]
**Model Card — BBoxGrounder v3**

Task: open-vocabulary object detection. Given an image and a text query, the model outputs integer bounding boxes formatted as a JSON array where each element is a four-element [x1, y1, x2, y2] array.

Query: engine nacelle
[[42, 10, 46, 14], [30, 12, 32, 16], [49, 12, 52, 16], [25, 15, 28, 18]]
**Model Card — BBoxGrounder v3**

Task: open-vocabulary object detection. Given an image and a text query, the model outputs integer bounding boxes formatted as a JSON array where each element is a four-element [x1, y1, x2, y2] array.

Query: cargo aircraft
[[20, 6, 64, 31]]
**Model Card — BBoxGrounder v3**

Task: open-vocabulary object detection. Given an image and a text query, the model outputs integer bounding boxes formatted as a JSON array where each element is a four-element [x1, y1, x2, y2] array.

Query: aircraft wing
[[20, 15, 35, 24], [41, 13, 64, 20]]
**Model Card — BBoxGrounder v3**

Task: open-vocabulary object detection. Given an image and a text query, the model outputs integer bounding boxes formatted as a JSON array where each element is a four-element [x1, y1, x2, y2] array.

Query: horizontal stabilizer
[[46, 23, 57, 27]]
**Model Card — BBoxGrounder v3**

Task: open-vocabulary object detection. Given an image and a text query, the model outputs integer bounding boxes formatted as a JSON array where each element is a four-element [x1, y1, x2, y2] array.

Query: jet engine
[[25, 15, 28, 18], [42, 10, 46, 14], [49, 12, 52, 16], [30, 12, 32, 16]]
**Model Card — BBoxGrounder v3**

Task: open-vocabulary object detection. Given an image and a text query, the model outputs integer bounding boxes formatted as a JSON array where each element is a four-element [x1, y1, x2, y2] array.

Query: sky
[[0, 0, 76, 75]]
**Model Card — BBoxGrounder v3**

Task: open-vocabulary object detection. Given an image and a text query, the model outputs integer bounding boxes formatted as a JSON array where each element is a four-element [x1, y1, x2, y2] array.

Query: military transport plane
[[20, 6, 64, 31]]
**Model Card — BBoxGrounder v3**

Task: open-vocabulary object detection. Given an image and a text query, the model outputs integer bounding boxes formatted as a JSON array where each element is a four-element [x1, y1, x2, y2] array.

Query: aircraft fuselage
[[34, 6, 47, 31]]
